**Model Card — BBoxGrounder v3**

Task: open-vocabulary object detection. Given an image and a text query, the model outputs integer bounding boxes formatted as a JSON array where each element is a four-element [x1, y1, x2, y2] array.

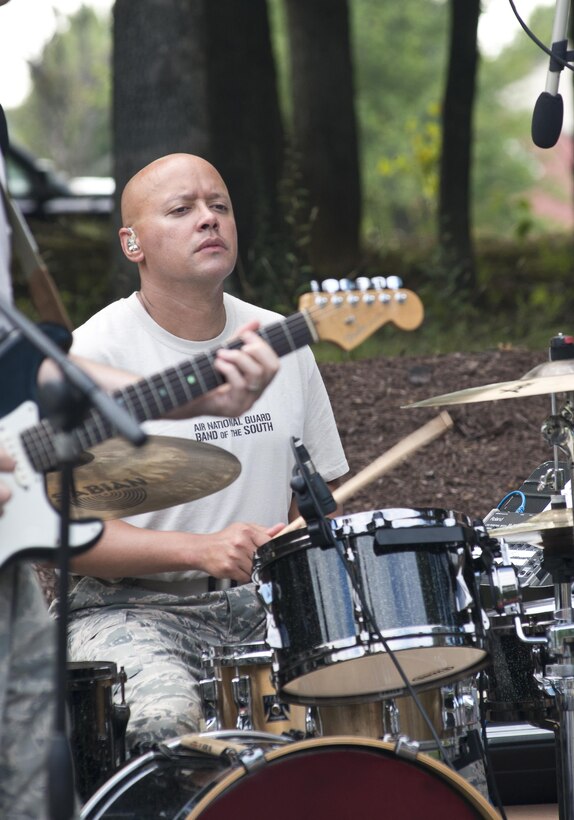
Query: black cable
[[507, 0, 574, 71]]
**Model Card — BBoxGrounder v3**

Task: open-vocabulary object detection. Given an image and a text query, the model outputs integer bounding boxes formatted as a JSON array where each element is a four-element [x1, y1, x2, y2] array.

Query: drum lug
[[382, 698, 401, 737], [232, 674, 255, 731], [305, 706, 321, 737], [199, 677, 223, 732]]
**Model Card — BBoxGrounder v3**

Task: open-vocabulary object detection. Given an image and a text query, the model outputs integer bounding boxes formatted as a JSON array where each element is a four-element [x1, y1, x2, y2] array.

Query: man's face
[[125, 154, 238, 290]]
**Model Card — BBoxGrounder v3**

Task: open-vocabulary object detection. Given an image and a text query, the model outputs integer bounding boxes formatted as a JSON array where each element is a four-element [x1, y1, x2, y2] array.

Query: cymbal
[[405, 359, 574, 408], [492, 507, 574, 544], [46, 435, 241, 521]]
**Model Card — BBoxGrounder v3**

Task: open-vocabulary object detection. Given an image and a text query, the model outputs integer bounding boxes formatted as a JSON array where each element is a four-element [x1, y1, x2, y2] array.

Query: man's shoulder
[[74, 294, 137, 336]]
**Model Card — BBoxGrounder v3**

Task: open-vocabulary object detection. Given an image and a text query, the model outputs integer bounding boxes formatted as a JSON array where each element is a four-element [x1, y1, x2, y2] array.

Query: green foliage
[[350, 0, 449, 241], [7, 5, 112, 176], [375, 102, 442, 237]]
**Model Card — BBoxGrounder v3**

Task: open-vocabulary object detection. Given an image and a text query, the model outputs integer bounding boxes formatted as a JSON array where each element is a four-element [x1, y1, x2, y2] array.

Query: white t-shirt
[[72, 292, 349, 585]]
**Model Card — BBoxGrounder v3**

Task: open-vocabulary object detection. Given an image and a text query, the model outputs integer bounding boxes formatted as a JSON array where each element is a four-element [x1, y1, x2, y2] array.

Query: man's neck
[[136, 284, 227, 341]]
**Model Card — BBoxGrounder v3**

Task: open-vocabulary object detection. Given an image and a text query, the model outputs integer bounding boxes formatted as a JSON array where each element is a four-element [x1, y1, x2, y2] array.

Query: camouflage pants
[[67, 582, 265, 753], [0, 564, 56, 820]]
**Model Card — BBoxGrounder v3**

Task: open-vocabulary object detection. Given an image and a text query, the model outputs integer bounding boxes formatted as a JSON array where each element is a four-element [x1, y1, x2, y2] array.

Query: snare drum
[[80, 731, 499, 820], [67, 661, 130, 801], [199, 642, 308, 735], [484, 598, 557, 729], [254, 508, 488, 704]]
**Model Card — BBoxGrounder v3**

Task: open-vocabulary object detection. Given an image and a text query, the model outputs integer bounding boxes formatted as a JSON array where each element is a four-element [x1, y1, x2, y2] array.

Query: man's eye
[[212, 203, 229, 213], [171, 206, 190, 215]]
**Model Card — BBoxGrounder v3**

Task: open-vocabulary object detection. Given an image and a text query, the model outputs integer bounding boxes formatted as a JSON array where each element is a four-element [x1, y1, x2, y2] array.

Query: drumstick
[[279, 411, 454, 536]]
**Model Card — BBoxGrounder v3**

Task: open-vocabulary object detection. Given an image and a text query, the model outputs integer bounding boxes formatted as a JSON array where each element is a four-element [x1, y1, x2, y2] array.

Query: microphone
[[531, 0, 571, 148], [290, 437, 336, 548]]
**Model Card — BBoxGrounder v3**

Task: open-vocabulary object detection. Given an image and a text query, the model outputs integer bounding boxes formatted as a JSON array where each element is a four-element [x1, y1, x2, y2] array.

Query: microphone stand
[[287, 438, 460, 772], [0, 297, 146, 820], [0, 295, 147, 447]]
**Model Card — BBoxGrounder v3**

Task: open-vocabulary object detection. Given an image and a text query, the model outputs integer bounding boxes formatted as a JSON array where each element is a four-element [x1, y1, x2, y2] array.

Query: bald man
[[66, 153, 348, 752], [0, 143, 279, 815]]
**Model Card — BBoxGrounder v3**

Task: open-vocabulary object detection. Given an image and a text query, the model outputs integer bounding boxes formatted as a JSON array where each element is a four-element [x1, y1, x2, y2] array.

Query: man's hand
[[190, 321, 279, 418], [194, 521, 285, 583]]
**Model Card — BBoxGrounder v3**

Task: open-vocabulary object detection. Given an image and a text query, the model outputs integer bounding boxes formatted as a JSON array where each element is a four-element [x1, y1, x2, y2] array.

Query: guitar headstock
[[298, 277, 424, 351]]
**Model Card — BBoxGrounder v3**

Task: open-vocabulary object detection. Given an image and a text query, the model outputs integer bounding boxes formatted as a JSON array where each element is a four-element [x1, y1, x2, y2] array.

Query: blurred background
[[1, 0, 572, 359]]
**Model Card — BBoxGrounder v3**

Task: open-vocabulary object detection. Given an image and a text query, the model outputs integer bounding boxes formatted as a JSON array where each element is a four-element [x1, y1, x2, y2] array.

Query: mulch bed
[[320, 347, 557, 523]]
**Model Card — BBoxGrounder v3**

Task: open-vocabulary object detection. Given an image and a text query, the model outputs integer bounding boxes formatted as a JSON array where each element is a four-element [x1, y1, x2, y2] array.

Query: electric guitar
[[0, 285, 424, 567]]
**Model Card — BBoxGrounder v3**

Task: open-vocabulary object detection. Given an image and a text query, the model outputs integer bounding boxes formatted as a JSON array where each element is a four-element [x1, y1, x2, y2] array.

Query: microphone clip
[[290, 436, 337, 548]]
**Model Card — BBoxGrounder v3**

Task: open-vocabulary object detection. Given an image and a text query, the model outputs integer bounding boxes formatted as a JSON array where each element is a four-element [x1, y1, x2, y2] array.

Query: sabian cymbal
[[46, 435, 241, 520], [405, 359, 574, 408], [493, 507, 574, 544]]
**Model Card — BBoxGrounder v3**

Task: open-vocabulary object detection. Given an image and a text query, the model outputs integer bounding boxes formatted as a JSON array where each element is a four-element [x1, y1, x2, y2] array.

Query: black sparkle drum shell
[[484, 597, 557, 728], [80, 733, 499, 820], [254, 508, 488, 704], [67, 660, 128, 801]]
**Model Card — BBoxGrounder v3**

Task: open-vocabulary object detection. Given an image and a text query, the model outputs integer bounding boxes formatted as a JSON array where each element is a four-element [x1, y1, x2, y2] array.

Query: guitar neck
[[20, 311, 317, 473]]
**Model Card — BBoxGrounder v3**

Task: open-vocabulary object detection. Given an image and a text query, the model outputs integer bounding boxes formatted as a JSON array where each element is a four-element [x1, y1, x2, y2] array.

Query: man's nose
[[198, 203, 219, 229]]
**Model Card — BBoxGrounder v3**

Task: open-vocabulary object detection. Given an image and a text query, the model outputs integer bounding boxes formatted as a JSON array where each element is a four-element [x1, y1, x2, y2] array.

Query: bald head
[[118, 152, 238, 287], [121, 153, 230, 226]]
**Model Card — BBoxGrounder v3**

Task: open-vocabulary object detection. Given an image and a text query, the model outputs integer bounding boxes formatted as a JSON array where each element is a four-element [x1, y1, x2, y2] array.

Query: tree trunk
[[112, 0, 286, 306], [284, 0, 361, 278], [203, 1, 285, 301], [112, 0, 209, 297], [438, 0, 480, 292]]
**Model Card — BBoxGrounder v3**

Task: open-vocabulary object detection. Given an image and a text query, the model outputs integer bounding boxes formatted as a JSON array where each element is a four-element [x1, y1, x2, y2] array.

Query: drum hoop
[[207, 645, 272, 667], [256, 508, 473, 567], [183, 735, 500, 820]]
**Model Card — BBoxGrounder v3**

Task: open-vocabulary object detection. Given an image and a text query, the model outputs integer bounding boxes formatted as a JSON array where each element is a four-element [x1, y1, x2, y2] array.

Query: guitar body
[[0, 402, 103, 569]]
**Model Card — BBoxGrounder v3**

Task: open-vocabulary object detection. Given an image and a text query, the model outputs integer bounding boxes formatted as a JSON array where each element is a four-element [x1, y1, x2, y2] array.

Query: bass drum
[[80, 732, 499, 820]]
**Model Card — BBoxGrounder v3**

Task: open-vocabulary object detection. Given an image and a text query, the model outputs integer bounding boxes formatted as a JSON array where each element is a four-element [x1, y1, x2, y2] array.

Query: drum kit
[[69, 335, 574, 819]]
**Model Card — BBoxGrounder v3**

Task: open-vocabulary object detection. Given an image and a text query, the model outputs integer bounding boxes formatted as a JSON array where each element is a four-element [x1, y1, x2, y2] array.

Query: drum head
[[187, 737, 498, 820]]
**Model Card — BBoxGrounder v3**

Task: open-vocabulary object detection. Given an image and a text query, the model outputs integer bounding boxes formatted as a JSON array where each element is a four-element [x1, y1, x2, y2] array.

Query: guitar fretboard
[[20, 311, 317, 473]]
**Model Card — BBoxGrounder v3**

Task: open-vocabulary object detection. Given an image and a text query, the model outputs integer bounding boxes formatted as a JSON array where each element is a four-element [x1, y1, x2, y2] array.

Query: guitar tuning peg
[[309, 280, 320, 293], [370, 276, 387, 290], [338, 278, 355, 291], [355, 277, 371, 291], [321, 278, 340, 293], [386, 275, 403, 290]]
